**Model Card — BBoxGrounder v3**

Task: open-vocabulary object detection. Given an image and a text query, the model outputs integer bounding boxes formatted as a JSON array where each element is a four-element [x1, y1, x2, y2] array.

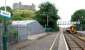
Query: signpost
[[0, 10, 11, 50]]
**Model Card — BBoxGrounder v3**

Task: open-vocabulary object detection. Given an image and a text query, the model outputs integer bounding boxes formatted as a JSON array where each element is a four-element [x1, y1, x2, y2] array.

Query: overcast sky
[[0, 0, 85, 21]]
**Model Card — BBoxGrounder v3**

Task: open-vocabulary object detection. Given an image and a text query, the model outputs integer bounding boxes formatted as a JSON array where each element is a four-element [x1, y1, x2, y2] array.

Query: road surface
[[20, 32, 60, 50]]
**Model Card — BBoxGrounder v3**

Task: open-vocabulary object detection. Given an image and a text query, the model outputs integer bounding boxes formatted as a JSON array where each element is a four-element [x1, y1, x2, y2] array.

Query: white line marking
[[49, 32, 59, 50], [62, 32, 69, 50]]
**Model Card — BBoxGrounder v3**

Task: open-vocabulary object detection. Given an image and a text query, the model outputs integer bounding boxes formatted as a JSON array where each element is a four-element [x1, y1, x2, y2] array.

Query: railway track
[[64, 33, 85, 50]]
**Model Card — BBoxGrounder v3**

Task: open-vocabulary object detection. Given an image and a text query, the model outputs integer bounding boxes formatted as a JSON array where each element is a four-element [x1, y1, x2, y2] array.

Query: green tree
[[34, 2, 59, 31], [12, 9, 35, 20], [71, 9, 85, 30]]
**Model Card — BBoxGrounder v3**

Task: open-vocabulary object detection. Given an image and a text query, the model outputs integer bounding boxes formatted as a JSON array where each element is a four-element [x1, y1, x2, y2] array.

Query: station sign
[[0, 10, 11, 18]]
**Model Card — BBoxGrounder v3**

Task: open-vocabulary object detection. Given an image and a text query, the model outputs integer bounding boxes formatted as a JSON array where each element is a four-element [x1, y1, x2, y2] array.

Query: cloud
[[55, 0, 85, 20]]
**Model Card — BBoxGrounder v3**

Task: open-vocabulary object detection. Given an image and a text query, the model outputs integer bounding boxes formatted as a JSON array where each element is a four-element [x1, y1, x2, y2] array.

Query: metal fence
[[0, 24, 18, 50], [0, 23, 45, 50]]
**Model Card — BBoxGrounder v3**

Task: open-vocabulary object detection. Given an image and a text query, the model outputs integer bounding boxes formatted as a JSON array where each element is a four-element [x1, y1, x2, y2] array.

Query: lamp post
[[5, 0, 7, 11], [79, 16, 83, 31], [77, 18, 80, 30], [41, 12, 49, 31], [45, 13, 49, 32], [47, 14, 49, 27], [81, 16, 84, 31], [77, 16, 80, 30]]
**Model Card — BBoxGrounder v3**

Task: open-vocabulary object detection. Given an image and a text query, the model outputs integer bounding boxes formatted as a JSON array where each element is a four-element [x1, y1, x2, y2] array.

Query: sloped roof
[[12, 20, 37, 26]]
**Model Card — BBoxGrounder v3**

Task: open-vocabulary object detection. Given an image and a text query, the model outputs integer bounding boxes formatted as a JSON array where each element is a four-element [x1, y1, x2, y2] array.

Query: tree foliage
[[12, 9, 35, 20], [71, 9, 85, 30], [71, 9, 85, 21], [34, 2, 59, 31]]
